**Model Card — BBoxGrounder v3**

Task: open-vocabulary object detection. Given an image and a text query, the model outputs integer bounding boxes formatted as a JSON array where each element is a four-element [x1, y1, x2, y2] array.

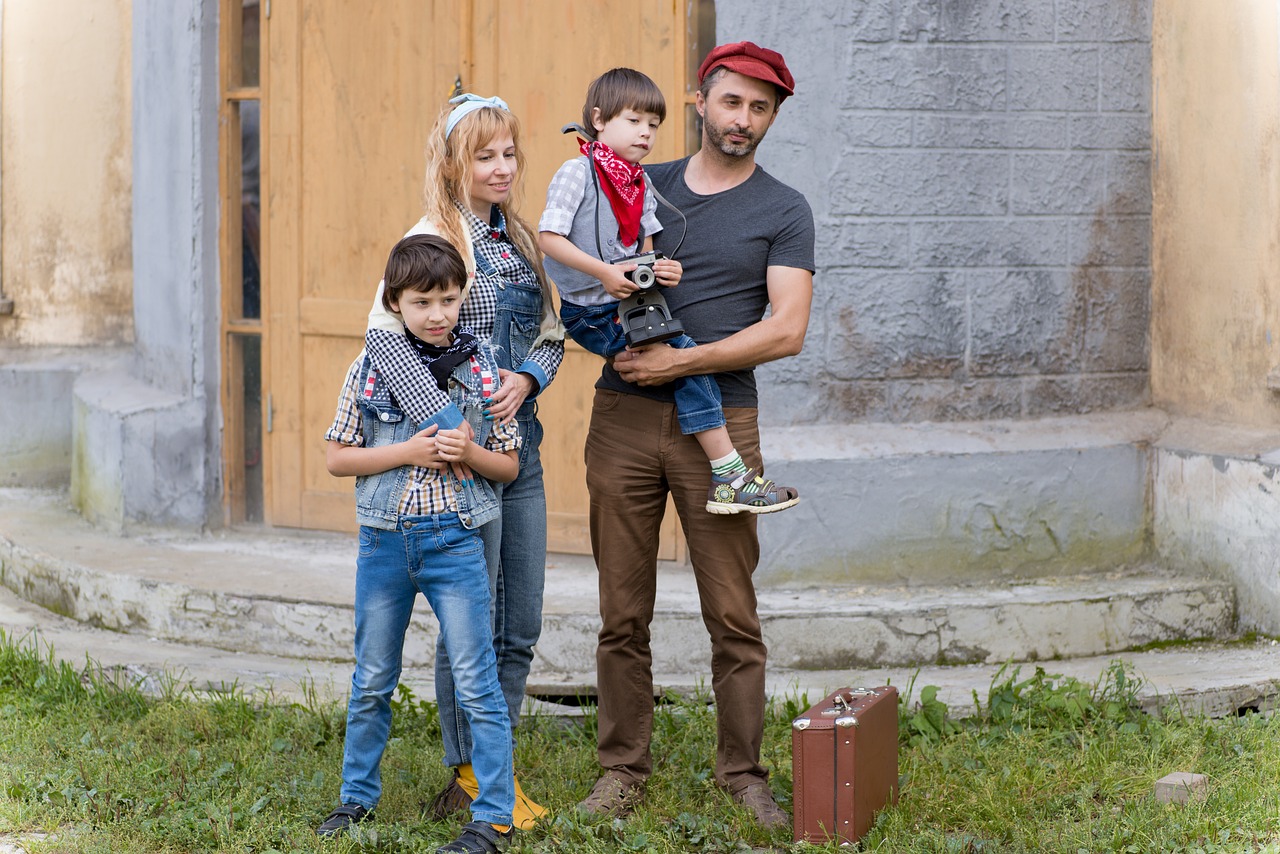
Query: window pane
[[241, 1, 261, 88], [685, 0, 717, 95], [239, 100, 261, 319], [231, 333, 264, 523]]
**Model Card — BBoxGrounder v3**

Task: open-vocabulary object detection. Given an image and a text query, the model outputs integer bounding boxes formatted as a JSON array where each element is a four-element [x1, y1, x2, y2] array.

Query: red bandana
[[579, 138, 645, 248]]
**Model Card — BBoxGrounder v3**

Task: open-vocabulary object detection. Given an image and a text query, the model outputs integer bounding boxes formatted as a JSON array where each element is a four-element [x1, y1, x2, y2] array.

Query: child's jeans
[[560, 299, 726, 435], [339, 513, 514, 827]]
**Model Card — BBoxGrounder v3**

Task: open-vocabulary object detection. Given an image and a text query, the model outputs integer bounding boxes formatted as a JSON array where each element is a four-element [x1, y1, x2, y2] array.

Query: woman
[[363, 94, 563, 834]]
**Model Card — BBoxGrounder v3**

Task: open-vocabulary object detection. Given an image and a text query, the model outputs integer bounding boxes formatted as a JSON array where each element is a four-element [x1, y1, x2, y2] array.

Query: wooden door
[[466, 0, 689, 559], [263, 1, 690, 559], [264, 2, 465, 529]]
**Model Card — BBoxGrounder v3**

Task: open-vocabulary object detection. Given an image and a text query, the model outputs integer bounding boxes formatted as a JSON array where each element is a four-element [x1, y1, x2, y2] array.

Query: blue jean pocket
[[358, 527, 379, 557]]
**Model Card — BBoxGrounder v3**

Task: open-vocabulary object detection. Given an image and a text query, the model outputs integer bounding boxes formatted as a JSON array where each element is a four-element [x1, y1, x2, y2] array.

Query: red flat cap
[[697, 41, 795, 98]]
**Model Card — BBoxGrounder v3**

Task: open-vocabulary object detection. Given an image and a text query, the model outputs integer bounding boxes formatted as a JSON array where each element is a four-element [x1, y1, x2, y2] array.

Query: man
[[577, 41, 815, 830]]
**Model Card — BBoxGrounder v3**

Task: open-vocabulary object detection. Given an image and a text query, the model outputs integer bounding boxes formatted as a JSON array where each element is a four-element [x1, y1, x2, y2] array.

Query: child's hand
[[401, 424, 447, 469], [435, 427, 473, 465], [654, 257, 682, 287], [601, 262, 640, 300]]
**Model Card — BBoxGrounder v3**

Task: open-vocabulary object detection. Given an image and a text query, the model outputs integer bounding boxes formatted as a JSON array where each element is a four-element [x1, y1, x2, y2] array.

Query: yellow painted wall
[[1151, 0, 1280, 426], [0, 0, 133, 346]]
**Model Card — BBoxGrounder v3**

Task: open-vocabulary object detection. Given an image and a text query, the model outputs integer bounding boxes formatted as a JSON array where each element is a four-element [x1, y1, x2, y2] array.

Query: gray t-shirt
[[597, 156, 815, 408]]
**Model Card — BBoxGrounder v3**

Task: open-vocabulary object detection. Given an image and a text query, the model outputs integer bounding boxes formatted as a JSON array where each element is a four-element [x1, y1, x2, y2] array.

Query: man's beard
[[704, 117, 761, 157]]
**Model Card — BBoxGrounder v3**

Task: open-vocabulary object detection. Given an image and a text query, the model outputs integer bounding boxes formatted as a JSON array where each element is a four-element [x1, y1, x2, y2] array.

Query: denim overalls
[[436, 241, 551, 769]]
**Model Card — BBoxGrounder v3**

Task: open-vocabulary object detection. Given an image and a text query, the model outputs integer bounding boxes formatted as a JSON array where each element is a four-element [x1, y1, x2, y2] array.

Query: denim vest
[[353, 343, 505, 531], [474, 248, 541, 419]]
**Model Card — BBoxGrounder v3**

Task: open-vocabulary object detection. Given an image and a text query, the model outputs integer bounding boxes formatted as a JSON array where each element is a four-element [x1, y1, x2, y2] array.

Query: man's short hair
[[382, 234, 467, 312]]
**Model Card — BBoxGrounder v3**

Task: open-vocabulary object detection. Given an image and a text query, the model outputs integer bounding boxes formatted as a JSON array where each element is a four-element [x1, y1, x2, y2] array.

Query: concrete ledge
[[759, 409, 1167, 585], [0, 347, 129, 487], [0, 490, 1235, 677], [72, 367, 212, 532], [1152, 417, 1280, 634]]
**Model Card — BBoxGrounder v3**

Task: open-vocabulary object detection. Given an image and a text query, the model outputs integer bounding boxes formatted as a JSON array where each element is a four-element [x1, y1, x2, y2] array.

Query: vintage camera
[[619, 250, 664, 290], [615, 249, 684, 347]]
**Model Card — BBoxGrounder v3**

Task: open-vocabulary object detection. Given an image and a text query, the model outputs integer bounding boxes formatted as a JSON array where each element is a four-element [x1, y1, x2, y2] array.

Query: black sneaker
[[316, 803, 371, 837], [436, 820, 514, 853]]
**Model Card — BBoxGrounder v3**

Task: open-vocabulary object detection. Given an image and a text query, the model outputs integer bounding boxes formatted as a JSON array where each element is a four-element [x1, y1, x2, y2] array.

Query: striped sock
[[710, 451, 749, 480]]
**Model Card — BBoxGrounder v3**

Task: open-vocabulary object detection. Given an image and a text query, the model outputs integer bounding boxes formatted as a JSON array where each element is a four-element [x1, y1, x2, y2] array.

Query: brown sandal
[[706, 468, 800, 515]]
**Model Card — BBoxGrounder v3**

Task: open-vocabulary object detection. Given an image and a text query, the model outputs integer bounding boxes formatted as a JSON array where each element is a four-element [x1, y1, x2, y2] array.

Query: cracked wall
[[0, 0, 134, 346], [1151, 1, 1280, 428]]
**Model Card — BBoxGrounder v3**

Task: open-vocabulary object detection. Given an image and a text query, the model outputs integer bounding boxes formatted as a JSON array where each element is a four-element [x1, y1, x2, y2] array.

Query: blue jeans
[[436, 408, 547, 767], [560, 299, 726, 435], [340, 514, 514, 826]]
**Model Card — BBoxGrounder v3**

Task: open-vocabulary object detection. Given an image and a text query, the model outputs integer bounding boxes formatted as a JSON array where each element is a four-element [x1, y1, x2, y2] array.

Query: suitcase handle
[[823, 688, 878, 716]]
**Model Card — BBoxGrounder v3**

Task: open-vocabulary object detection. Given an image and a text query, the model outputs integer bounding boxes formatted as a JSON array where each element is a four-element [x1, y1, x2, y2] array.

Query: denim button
[[379, 413, 390, 422], [461, 516, 471, 526], [403, 521, 414, 530]]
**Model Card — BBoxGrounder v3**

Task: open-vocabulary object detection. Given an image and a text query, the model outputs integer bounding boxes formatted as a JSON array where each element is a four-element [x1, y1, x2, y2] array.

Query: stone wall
[[713, 0, 1153, 426]]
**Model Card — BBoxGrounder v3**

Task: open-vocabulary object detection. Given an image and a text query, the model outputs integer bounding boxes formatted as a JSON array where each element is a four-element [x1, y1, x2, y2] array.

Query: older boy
[[319, 234, 520, 854]]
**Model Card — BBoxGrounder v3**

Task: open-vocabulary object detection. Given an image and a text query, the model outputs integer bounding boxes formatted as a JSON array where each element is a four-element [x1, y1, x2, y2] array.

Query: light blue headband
[[445, 93, 511, 139]]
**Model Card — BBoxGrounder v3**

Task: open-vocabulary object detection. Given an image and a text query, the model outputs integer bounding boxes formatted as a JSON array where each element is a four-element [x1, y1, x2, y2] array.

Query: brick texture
[[716, 0, 1151, 423]]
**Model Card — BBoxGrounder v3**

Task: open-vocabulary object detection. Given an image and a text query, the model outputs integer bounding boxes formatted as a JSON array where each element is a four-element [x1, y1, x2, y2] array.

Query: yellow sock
[[457, 763, 480, 799], [512, 774, 548, 830], [456, 762, 547, 830], [489, 824, 512, 833]]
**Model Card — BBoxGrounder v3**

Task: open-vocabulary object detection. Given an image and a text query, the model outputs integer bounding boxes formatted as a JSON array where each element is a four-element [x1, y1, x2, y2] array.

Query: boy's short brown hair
[[381, 234, 468, 312], [581, 67, 667, 137]]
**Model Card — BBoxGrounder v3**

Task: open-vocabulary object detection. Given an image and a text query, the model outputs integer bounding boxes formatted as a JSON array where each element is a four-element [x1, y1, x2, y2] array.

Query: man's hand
[[612, 344, 691, 386]]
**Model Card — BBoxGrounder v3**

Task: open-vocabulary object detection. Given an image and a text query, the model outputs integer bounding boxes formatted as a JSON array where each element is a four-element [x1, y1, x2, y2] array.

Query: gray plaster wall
[[713, 0, 1153, 427], [70, 0, 222, 530], [1151, 420, 1280, 635]]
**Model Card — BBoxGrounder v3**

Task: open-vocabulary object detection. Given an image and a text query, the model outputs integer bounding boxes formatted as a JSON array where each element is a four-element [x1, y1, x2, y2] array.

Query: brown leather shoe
[[730, 780, 789, 829], [426, 773, 473, 820], [576, 770, 645, 819]]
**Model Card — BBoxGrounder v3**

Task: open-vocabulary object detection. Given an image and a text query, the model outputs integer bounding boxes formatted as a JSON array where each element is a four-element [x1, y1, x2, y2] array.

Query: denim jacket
[[353, 342, 507, 531], [474, 248, 543, 419]]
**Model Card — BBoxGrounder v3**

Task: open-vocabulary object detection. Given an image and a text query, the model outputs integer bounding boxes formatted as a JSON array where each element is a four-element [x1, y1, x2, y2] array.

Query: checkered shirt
[[363, 204, 565, 424], [325, 351, 520, 517], [539, 156, 661, 250], [457, 201, 564, 385]]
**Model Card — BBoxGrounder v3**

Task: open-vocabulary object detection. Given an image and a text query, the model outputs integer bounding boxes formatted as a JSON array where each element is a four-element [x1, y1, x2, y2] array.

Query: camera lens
[[633, 265, 656, 289]]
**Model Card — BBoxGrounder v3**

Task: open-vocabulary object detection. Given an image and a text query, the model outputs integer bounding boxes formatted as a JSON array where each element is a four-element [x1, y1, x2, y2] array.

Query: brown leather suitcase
[[791, 686, 899, 845]]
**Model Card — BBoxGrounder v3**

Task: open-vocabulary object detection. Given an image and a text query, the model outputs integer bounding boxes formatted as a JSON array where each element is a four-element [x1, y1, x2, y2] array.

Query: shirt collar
[[455, 199, 507, 241]]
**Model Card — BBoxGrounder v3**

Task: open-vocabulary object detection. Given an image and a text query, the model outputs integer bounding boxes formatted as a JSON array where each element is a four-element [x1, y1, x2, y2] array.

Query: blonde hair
[[421, 100, 549, 292]]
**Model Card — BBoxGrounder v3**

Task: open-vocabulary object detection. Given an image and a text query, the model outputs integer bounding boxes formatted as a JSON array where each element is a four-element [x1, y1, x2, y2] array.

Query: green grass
[[1, 631, 1279, 853]]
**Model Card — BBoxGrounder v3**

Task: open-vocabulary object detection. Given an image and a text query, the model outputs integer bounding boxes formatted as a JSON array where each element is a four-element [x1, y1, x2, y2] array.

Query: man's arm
[[612, 265, 813, 386]]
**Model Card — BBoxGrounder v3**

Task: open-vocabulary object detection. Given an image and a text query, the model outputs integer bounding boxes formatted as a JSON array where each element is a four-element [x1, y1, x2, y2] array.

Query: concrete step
[[0, 489, 1237, 685]]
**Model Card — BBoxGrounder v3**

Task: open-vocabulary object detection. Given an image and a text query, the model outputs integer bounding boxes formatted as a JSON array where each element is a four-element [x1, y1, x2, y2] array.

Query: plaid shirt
[[325, 351, 520, 517], [456, 202, 565, 387], [539, 157, 661, 250]]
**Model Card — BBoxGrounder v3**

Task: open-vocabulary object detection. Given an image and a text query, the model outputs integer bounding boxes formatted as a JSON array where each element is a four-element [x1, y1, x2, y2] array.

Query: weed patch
[[2, 633, 1280, 852]]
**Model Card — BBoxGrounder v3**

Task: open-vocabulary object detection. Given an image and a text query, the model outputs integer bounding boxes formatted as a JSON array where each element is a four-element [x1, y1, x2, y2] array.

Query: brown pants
[[584, 388, 768, 792]]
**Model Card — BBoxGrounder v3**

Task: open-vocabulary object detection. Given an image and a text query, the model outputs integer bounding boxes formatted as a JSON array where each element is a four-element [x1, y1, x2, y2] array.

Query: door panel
[[468, 0, 688, 560], [265, 0, 687, 559], [266, 2, 464, 530]]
